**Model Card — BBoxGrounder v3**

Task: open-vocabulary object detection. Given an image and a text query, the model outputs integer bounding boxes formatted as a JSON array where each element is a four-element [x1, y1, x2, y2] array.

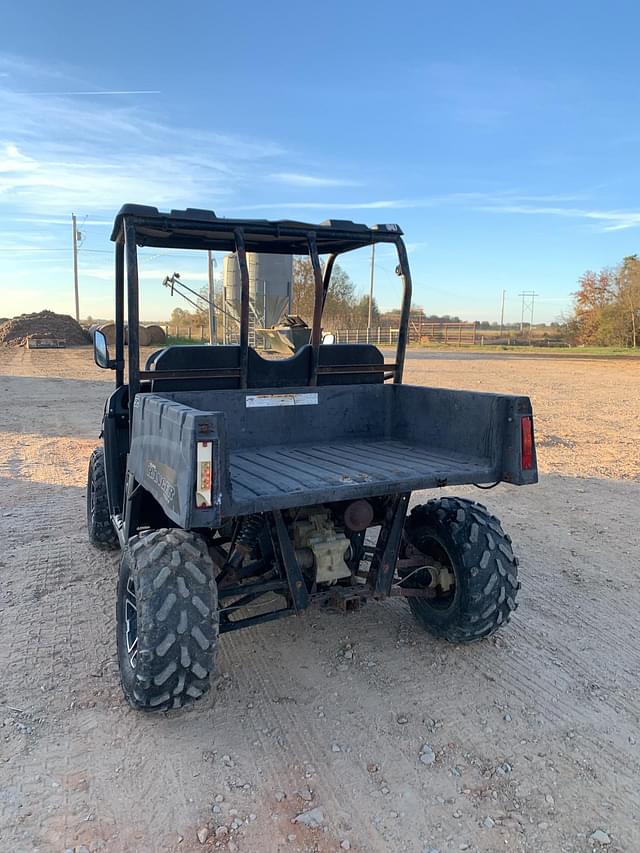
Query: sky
[[1, 0, 640, 324]]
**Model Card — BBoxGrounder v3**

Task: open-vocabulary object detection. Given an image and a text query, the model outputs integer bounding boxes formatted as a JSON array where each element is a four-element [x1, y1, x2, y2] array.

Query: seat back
[[146, 343, 385, 391], [146, 345, 241, 391], [318, 343, 384, 385]]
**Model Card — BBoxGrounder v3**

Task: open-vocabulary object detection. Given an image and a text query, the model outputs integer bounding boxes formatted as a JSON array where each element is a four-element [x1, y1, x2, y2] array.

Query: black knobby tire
[[403, 497, 520, 642], [87, 447, 119, 550], [116, 528, 219, 711]]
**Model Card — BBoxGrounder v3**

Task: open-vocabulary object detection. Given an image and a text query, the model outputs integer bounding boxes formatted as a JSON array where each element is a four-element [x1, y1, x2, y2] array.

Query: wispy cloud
[[231, 191, 584, 213], [233, 199, 413, 211], [477, 203, 640, 231], [268, 172, 360, 188], [81, 265, 209, 283], [0, 54, 287, 216], [14, 216, 113, 225], [232, 191, 640, 232]]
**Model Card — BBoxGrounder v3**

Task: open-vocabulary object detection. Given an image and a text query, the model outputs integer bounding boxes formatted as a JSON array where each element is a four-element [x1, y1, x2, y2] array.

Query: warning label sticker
[[245, 393, 319, 408]]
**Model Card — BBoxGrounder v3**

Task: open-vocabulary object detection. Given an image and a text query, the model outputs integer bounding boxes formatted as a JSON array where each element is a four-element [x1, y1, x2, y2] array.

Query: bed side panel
[[128, 394, 227, 528]]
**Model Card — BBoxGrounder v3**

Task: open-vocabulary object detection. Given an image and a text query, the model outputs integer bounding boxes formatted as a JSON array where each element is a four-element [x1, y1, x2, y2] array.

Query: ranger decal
[[145, 460, 179, 512]]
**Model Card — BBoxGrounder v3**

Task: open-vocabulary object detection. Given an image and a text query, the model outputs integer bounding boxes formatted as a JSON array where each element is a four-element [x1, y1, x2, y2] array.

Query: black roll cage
[[109, 205, 413, 417]]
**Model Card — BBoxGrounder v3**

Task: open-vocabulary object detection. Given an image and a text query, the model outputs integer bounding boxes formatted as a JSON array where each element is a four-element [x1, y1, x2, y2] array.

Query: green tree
[[291, 258, 358, 326], [170, 307, 190, 326], [572, 268, 617, 345], [618, 255, 640, 348]]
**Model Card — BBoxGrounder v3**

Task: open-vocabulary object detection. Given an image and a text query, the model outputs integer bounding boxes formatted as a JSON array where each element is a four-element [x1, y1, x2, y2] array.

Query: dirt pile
[[0, 310, 90, 346]]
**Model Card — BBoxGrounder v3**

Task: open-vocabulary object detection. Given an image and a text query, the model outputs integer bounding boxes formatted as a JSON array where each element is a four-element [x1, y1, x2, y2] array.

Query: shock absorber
[[228, 514, 263, 570]]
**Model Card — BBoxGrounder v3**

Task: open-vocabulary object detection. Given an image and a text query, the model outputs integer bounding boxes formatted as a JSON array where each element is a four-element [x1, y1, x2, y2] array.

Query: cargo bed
[[129, 383, 536, 529], [229, 439, 492, 514]]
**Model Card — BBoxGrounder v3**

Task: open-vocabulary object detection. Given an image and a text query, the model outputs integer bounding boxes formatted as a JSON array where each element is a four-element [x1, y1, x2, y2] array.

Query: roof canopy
[[110, 204, 403, 255]]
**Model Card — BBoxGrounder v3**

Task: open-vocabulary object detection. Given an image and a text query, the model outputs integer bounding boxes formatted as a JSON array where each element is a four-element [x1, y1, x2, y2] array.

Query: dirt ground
[[1, 347, 639, 853]]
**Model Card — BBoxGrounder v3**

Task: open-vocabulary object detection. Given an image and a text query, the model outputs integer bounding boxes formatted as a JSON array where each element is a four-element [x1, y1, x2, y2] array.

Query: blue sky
[[1, 0, 639, 323]]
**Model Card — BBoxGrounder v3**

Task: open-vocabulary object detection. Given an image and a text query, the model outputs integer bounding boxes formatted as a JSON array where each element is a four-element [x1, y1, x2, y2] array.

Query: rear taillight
[[521, 416, 534, 470], [195, 440, 213, 507]]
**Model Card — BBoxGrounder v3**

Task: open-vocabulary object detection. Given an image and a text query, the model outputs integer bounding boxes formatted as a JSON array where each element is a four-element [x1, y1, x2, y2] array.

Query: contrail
[[24, 90, 161, 96]]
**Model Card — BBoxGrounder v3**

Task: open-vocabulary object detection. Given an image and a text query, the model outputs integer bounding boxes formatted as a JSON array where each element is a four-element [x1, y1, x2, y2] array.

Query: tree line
[[167, 259, 456, 332], [290, 259, 457, 328], [568, 255, 640, 347]]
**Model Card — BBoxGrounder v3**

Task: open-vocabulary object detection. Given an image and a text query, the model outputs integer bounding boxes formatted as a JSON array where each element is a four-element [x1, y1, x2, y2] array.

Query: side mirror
[[322, 333, 335, 345], [93, 329, 113, 369]]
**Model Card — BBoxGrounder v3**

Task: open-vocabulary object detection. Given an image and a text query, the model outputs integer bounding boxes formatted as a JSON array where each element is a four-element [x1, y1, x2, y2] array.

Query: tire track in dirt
[[222, 622, 379, 851], [2, 354, 640, 852]]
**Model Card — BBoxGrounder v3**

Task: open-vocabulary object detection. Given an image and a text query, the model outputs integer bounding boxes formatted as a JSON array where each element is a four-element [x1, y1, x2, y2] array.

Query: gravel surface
[[0, 347, 638, 852]]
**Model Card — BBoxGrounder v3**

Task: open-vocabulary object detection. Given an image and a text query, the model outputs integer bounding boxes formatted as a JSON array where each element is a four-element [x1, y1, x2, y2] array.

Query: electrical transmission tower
[[519, 291, 537, 338]]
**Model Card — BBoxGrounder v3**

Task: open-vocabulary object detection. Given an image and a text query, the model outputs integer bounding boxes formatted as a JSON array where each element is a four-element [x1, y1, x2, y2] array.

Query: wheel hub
[[425, 561, 455, 593], [403, 542, 456, 601]]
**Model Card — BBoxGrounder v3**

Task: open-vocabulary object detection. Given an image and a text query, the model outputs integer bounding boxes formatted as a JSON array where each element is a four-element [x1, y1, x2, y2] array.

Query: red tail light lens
[[521, 416, 534, 470]]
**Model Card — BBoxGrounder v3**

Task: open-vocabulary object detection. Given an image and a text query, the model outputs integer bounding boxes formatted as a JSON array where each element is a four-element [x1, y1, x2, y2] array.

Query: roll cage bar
[[110, 205, 413, 410]]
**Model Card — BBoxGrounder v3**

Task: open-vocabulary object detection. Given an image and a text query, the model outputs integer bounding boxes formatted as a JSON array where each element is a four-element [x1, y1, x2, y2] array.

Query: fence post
[[188, 326, 192, 340], [200, 325, 204, 341]]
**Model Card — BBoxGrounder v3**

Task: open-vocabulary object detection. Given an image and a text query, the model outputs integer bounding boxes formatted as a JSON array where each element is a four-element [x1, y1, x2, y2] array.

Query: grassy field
[[409, 342, 638, 356]]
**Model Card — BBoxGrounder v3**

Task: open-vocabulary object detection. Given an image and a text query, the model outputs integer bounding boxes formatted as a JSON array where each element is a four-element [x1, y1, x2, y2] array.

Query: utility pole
[[519, 291, 537, 338], [499, 289, 506, 338], [71, 213, 80, 322], [207, 250, 217, 344], [368, 242, 376, 331]]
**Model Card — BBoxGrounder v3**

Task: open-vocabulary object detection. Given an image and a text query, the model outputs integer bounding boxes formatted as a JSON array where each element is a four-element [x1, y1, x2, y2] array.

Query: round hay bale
[[99, 323, 151, 346], [99, 322, 117, 345], [144, 324, 167, 344]]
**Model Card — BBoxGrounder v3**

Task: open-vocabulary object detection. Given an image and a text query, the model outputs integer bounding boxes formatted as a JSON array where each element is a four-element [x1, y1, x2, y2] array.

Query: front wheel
[[87, 447, 119, 550], [401, 497, 520, 642], [116, 529, 219, 711]]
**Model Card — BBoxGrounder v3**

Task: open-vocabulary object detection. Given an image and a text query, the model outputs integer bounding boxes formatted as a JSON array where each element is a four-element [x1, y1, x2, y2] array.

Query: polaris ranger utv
[[88, 205, 537, 712]]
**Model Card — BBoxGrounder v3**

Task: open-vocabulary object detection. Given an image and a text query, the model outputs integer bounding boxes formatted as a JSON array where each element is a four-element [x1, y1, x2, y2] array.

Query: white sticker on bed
[[245, 393, 319, 408]]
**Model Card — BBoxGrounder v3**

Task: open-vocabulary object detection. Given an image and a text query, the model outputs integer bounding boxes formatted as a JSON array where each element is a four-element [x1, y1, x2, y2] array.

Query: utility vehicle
[[88, 205, 537, 711]]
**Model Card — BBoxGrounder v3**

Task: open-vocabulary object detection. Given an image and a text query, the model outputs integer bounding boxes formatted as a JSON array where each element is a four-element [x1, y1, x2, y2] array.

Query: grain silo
[[222, 253, 293, 341]]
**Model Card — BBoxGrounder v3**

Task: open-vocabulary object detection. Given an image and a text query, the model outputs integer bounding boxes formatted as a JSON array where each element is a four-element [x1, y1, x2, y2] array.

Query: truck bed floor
[[228, 439, 492, 514]]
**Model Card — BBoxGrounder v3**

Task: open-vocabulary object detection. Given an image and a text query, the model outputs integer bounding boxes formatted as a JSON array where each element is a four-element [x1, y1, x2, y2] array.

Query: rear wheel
[[87, 447, 119, 550], [401, 497, 519, 642], [116, 528, 219, 711]]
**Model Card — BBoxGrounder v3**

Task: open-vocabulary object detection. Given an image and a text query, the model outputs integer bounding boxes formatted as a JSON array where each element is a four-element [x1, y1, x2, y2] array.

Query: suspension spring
[[236, 514, 263, 554], [226, 514, 264, 572]]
